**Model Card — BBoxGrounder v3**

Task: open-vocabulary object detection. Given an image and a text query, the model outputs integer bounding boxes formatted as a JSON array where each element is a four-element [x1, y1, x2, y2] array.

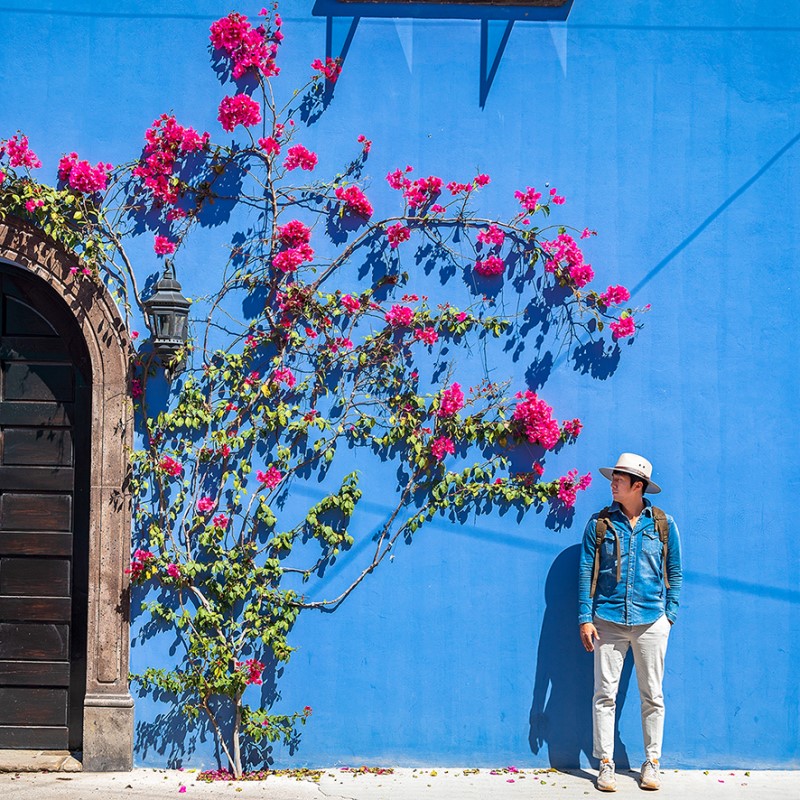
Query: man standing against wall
[[578, 453, 682, 792]]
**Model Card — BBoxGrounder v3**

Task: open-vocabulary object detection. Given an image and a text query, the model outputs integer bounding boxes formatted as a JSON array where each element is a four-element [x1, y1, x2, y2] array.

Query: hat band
[[614, 467, 649, 481]]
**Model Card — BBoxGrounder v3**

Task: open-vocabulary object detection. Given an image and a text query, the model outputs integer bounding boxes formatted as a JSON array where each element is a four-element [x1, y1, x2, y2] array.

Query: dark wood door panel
[[0, 622, 69, 660], [0, 687, 68, 725], [0, 402, 71, 426], [0, 596, 71, 621], [0, 660, 70, 686], [0, 531, 72, 557], [3, 428, 73, 466], [0, 466, 74, 492], [0, 338, 70, 360], [0, 725, 68, 749], [0, 493, 72, 531], [0, 558, 70, 596], [3, 296, 60, 337], [2, 363, 74, 402]]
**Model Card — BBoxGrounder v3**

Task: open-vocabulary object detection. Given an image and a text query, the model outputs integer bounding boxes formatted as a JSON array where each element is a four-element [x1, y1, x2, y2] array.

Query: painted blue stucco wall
[[2, 0, 799, 770]]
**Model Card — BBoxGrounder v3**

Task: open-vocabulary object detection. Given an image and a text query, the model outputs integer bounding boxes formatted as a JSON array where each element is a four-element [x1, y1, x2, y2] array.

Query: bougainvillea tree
[[0, 5, 646, 778]]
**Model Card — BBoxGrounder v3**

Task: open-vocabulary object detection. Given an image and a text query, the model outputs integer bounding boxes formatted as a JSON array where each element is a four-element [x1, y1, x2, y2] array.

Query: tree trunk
[[231, 696, 243, 780]]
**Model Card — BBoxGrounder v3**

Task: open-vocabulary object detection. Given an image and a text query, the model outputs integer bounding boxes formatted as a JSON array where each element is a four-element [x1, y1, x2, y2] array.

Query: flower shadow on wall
[[0, 4, 642, 778]]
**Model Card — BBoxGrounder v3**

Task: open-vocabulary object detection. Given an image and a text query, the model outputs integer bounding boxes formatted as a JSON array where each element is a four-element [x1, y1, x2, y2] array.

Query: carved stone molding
[[0, 217, 134, 771]]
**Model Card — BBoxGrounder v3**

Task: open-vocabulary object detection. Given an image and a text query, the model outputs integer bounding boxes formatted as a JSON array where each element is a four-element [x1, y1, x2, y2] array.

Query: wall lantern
[[143, 260, 190, 373]]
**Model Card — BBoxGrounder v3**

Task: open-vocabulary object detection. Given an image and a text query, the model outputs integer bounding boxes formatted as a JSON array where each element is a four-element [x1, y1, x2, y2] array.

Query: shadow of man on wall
[[529, 544, 634, 772]]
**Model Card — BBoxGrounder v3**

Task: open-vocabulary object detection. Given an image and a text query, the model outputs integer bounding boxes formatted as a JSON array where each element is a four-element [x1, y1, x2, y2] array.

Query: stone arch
[[0, 218, 133, 770]]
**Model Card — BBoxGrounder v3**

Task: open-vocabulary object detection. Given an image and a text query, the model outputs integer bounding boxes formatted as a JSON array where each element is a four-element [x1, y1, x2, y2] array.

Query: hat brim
[[599, 466, 661, 494]]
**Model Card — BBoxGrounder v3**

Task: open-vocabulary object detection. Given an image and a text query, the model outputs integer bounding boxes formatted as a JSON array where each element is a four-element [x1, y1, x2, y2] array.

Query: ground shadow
[[529, 544, 634, 772]]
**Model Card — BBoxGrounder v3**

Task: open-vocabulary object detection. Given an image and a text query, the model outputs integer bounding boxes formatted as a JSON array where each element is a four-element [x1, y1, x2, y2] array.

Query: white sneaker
[[640, 759, 661, 790], [597, 759, 617, 792]]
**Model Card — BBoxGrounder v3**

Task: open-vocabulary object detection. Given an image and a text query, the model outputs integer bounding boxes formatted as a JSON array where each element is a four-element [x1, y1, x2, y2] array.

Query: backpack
[[589, 506, 670, 598]]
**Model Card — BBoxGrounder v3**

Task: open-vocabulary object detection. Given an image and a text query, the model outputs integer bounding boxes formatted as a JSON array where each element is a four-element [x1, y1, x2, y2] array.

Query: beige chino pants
[[592, 614, 671, 762]]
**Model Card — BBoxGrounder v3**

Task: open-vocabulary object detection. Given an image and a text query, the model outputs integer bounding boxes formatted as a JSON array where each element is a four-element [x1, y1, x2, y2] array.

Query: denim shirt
[[578, 499, 682, 626]]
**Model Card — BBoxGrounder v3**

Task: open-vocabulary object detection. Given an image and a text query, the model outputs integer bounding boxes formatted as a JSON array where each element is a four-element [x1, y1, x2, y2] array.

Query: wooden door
[[0, 266, 90, 751]]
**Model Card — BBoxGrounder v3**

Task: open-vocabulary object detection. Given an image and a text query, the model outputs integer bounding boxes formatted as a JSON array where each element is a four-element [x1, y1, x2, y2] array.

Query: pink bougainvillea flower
[[532, 462, 544, 477], [357, 134, 372, 153], [57, 152, 113, 193], [209, 11, 280, 79], [474, 173, 491, 187], [438, 383, 464, 417], [340, 294, 361, 314], [569, 262, 594, 288], [609, 315, 636, 340], [311, 56, 342, 82], [404, 175, 442, 207], [561, 418, 583, 438], [257, 465, 282, 489], [153, 235, 176, 255], [283, 144, 317, 171], [303, 706, 313, 716], [4, 134, 42, 169], [277, 219, 311, 247], [456, 311, 468, 322], [272, 244, 314, 273], [446, 179, 473, 195], [599, 285, 631, 306], [515, 186, 542, 212], [217, 93, 262, 132], [197, 496, 216, 514], [24, 198, 44, 213], [581, 227, 597, 239], [385, 304, 414, 327], [125, 549, 154, 580], [272, 366, 296, 388], [212, 513, 229, 529], [335, 184, 373, 218], [542, 233, 594, 287], [556, 469, 592, 508], [414, 326, 438, 345], [386, 223, 411, 249], [474, 255, 505, 277], [431, 436, 455, 461], [430, 203, 446, 213], [512, 390, 561, 450], [258, 136, 280, 156], [130, 378, 143, 399], [132, 114, 208, 205], [166, 563, 181, 579], [159, 455, 183, 476], [476, 224, 505, 247]]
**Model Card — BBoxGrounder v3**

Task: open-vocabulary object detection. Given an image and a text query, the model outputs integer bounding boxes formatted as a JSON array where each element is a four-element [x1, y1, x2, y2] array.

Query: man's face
[[611, 471, 643, 505]]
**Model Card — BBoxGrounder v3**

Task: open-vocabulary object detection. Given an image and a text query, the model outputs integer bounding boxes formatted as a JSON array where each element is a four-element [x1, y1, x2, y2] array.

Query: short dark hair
[[612, 469, 648, 494]]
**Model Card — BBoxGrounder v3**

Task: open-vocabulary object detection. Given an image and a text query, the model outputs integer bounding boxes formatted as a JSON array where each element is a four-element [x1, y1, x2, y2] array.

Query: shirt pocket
[[642, 527, 662, 556]]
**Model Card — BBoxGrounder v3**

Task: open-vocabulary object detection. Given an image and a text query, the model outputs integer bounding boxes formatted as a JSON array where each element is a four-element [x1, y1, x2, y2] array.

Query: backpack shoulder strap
[[651, 506, 670, 589], [589, 507, 614, 598]]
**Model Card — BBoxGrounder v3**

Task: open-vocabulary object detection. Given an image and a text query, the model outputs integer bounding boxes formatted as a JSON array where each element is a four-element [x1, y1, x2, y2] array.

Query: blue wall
[[2, 0, 800, 769]]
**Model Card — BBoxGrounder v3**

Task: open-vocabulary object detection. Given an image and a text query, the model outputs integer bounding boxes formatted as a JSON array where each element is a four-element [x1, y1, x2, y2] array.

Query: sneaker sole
[[640, 780, 660, 790], [597, 784, 617, 792]]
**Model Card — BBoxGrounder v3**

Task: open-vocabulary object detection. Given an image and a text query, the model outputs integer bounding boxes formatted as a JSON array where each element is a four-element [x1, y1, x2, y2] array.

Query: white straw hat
[[599, 452, 661, 494]]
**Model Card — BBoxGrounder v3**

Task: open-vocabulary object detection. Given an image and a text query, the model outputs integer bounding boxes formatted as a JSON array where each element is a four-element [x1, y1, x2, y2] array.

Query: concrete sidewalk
[[2, 767, 799, 799]]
